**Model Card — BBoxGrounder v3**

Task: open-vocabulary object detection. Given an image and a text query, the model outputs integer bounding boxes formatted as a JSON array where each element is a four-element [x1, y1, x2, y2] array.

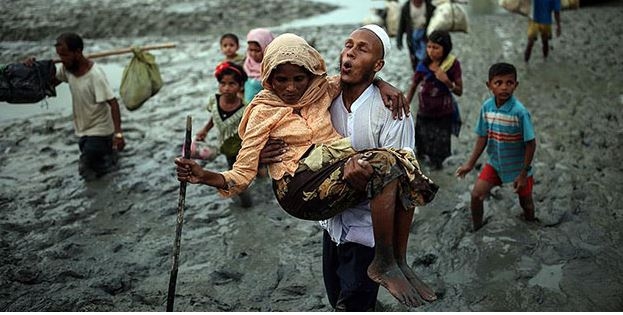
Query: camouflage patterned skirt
[[272, 148, 438, 221]]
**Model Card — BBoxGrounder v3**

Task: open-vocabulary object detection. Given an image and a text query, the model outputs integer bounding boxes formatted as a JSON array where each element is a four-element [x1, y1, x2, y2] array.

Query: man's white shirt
[[319, 84, 416, 247]]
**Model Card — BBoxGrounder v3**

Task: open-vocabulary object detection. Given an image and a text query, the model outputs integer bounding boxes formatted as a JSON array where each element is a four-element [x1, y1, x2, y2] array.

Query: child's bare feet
[[471, 215, 492, 232], [397, 262, 437, 302], [368, 262, 423, 307], [517, 213, 540, 224]]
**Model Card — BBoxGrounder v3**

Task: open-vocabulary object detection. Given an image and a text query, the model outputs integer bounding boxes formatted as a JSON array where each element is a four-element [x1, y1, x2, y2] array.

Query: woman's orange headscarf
[[218, 33, 341, 197], [238, 33, 338, 137]]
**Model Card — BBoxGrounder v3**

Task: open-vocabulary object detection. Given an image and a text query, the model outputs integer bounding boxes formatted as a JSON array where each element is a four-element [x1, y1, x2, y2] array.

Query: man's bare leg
[[471, 179, 495, 231], [393, 201, 437, 303], [367, 180, 421, 307]]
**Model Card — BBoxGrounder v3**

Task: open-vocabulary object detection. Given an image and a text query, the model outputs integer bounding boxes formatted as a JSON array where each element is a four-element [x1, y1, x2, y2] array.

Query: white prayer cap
[[359, 24, 391, 59]]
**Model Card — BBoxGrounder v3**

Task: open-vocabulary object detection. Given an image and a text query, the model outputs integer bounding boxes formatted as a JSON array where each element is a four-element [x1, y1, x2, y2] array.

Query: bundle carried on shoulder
[[427, 0, 469, 36], [0, 60, 57, 104], [362, 8, 384, 29], [385, 0, 402, 37], [561, 0, 579, 10], [119, 47, 163, 111], [499, 0, 530, 15], [499, 0, 579, 16]]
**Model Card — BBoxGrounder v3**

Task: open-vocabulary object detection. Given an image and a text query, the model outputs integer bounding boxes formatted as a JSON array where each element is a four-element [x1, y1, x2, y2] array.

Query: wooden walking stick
[[166, 115, 192, 312]]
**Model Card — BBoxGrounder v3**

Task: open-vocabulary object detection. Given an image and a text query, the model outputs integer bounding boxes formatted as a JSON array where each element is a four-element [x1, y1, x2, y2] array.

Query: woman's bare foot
[[397, 262, 437, 302], [368, 262, 423, 307]]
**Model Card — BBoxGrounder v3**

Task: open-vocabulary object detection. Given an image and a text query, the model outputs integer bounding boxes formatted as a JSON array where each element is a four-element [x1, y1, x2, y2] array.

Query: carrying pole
[[53, 43, 176, 63], [166, 115, 192, 312]]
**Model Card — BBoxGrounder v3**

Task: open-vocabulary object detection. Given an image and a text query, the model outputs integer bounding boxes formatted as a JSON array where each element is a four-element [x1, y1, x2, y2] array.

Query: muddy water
[[468, 0, 507, 15], [280, 0, 385, 28]]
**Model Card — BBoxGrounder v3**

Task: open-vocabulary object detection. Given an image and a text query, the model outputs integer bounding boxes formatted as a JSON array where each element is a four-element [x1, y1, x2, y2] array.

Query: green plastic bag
[[120, 47, 163, 111]]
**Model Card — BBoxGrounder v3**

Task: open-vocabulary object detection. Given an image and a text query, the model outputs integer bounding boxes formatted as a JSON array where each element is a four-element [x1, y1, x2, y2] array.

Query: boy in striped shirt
[[456, 63, 536, 231]]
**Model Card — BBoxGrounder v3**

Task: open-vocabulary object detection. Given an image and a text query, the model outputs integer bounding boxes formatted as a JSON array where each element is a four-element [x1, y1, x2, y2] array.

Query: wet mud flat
[[1, 0, 623, 311]]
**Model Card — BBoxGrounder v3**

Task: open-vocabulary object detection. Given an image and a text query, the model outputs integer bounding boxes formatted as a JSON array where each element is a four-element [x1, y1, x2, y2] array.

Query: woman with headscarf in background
[[406, 30, 463, 170]]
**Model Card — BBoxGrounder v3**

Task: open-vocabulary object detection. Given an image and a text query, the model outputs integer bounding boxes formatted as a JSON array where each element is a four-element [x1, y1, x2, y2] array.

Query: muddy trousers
[[78, 135, 116, 179], [322, 231, 379, 311]]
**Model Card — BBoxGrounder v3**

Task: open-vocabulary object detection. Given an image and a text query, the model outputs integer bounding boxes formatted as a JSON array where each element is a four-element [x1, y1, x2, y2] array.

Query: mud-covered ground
[[1, 0, 622, 311]]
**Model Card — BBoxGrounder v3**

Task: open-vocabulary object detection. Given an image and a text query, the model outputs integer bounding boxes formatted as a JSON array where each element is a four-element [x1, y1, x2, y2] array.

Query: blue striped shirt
[[475, 96, 535, 183]]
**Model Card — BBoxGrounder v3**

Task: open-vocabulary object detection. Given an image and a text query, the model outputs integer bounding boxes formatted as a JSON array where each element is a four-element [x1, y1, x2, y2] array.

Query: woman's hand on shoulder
[[375, 78, 410, 120]]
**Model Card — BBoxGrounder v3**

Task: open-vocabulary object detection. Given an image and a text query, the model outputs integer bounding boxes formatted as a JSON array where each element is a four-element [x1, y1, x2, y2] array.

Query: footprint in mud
[[55, 270, 86, 282], [96, 275, 132, 295], [39, 164, 55, 173], [11, 268, 42, 284], [47, 242, 83, 259], [39, 146, 58, 157], [277, 285, 307, 296], [412, 253, 438, 267], [209, 269, 243, 285]]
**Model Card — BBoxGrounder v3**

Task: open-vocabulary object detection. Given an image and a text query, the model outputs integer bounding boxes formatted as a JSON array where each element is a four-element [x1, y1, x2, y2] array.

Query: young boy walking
[[524, 0, 561, 62], [456, 63, 536, 231]]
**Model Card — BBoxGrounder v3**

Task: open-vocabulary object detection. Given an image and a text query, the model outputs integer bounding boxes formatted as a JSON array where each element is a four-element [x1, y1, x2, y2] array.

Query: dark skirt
[[415, 114, 453, 165], [272, 149, 438, 221]]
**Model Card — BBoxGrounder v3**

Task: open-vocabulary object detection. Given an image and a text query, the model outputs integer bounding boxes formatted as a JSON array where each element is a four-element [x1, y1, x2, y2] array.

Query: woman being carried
[[175, 33, 438, 307]]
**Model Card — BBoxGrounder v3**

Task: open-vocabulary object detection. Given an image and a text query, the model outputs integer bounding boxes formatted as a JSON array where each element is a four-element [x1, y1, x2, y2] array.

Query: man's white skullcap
[[360, 24, 391, 59]]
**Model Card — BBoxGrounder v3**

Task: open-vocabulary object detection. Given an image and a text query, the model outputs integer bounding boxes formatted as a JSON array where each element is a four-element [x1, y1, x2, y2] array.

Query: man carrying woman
[[175, 28, 438, 308]]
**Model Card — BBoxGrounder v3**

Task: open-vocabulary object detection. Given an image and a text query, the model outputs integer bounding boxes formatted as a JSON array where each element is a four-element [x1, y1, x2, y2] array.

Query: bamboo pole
[[52, 43, 176, 63], [166, 115, 192, 312], [86, 43, 176, 59]]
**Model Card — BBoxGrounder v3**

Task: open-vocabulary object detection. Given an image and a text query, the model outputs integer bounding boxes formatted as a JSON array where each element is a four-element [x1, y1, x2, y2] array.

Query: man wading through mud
[[260, 25, 438, 310], [25, 33, 125, 180]]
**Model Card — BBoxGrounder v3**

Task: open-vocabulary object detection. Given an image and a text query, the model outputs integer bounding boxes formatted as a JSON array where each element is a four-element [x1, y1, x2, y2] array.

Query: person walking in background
[[25, 32, 125, 180], [456, 63, 536, 231], [219, 33, 245, 65], [396, 0, 435, 71], [190, 61, 253, 207], [406, 30, 462, 169], [524, 0, 561, 62], [243, 28, 275, 104]]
